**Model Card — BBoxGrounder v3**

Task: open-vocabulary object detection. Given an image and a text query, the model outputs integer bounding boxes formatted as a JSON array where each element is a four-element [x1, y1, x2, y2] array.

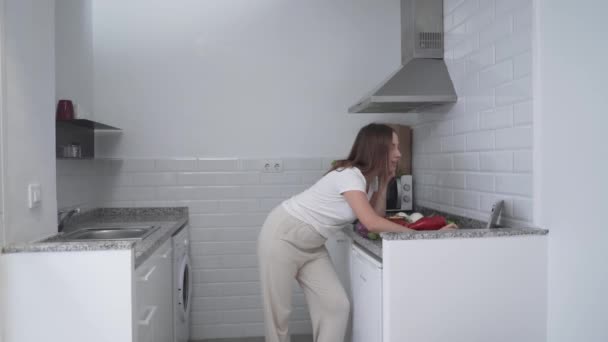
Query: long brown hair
[[328, 123, 395, 178]]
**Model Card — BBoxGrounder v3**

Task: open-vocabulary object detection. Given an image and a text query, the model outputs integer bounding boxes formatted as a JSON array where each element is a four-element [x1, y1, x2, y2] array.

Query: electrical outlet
[[262, 159, 283, 173]]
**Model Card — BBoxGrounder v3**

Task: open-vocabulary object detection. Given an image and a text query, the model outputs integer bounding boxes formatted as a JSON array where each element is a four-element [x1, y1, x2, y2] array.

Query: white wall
[[413, 0, 534, 225], [0, 0, 6, 248], [55, 0, 94, 117], [3, 0, 57, 244], [91, 0, 415, 158], [538, 1, 608, 341]]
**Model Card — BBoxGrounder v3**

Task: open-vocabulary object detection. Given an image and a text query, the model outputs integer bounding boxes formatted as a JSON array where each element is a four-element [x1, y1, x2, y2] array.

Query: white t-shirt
[[282, 167, 377, 238]]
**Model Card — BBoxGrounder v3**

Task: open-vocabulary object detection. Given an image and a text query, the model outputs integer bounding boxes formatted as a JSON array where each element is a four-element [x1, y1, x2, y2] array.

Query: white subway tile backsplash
[[453, 153, 480, 170], [514, 101, 533, 125], [283, 158, 323, 171], [434, 121, 454, 137], [453, 35, 479, 59], [190, 214, 268, 228], [466, 87, 494, 113], [480, 106, 513, 129], [453, 0, 480, 27], [495, 76, 531, 106], [479, 60, 513, 88], [197, 159, 240, 171], [513, 5, 532, 32], [438, 189, 454, 205], [192, 255, 259, 269], [453, 113, 480, 133], [466, 46, 494, 73], [496, 0, 529, 15], [110, 187, 156, 201], [495, 174, 532, 196], [430, 155, 453, 170], [121, 159, 156, 172], [132, 173, 177, 186], [466, 130, 494, 151], [479, 15, 511, 46], [495, 30, 531, 61], [438, 173, 466, 189], [513, 198, 534, 220], [446, 0, 466, 15], [441, 135, 466, 152], [514, 51, 532, 78], [260, 173, 301, 185], [217, 200, 261, 213], [466, 6, 494, 33], [190, 227, 261, 242], [466, 174, 495, 191], [495, 126, 532, 149], [191, 242, 257, 256], [177, 172, 260, 186], [155, 158, 198, 171], [177, 200, 219, 213], [415, 0, 532, 222], [514, 151, 533, 172], [453, 191, 480, 209], [480, 151, 514, 171]]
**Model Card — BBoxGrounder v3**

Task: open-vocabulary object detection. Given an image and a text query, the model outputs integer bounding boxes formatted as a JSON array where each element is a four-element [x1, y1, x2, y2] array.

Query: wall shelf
[[56, 119, 122, 159]]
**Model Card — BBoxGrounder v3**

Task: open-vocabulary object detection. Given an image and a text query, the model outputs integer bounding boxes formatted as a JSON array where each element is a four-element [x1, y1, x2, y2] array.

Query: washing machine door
[[177, 254, 192, 322]]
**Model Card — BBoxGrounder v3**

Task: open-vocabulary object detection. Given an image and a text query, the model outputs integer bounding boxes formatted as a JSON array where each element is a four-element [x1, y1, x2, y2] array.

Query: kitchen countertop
[[344, 207, 548, 260], [1, 207, 189, 268]]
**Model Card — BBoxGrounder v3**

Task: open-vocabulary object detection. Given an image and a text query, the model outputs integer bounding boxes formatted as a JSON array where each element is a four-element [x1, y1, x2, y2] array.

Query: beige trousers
[[257, 205, 350, 342]]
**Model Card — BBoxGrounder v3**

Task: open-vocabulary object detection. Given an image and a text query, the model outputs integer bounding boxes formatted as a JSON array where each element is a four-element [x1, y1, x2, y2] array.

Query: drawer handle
[[138, 306, 157, 326], [138, 265, 156, 282], [160, 248, 172, 259], [359, 274, 367, 282]]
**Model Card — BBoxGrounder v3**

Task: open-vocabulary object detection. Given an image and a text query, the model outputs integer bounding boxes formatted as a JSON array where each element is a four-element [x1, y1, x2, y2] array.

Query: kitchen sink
[[61, 225, 160, 241]]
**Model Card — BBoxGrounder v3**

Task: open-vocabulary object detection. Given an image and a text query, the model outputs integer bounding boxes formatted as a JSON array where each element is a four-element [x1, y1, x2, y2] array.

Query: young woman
[[258, 123, 431, 342]]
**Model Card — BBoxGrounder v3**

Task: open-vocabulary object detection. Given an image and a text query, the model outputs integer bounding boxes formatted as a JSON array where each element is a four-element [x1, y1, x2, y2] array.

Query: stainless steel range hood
[[349, 0, 457, 113]]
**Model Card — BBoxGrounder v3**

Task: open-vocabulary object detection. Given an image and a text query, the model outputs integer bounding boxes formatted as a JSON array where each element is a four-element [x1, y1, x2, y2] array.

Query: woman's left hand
[[381, 162, 397, 186]]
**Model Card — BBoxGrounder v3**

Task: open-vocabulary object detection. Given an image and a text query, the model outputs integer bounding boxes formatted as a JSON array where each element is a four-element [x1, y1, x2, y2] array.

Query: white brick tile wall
[[479, 60, 512, 88], [480, 106, 513, 129], [514, 101, 533, 125], [453, 113, 480, 133], [453, 153, 480, 171], [514, 151, 533, 173], [495, 126, 532, 149], [466, 130, 494, 151], [466, 174, 495, 192], [495, 76, 531, 106], [495, 30, 531, 61], [514, 51, 532, 78], [415, 0, 533, 222], [480, 151, 514, 172]]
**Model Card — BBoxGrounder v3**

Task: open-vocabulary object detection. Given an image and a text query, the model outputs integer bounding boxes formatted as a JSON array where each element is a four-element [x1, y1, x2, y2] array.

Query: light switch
[[28, 183, 41, 209]]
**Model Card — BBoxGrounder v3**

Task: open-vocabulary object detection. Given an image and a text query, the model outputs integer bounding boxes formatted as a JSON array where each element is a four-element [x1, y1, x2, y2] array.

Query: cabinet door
[[135, 239, 173, 342], [155, 242, 174, 342], [350, 245, 382, 342]]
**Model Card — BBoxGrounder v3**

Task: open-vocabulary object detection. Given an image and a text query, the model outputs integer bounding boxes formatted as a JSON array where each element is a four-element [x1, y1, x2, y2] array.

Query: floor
[[195, 335, 313, 342]]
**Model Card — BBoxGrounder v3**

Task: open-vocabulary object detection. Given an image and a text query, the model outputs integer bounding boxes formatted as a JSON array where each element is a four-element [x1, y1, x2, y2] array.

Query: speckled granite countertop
[[344, 207, 548, 260], [2, 207, 189, 268]]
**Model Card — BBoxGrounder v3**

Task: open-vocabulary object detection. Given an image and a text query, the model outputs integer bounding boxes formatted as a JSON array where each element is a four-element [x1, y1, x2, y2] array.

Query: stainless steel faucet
[[58, 208, 80, 233]]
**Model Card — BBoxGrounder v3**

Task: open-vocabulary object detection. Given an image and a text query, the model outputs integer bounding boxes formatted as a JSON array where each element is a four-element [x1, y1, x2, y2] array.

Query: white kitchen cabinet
[[382, 236, 547, 342], [135, 239, 173, 342], [350, 244, 382, 342], [2, 241, 175, 342]]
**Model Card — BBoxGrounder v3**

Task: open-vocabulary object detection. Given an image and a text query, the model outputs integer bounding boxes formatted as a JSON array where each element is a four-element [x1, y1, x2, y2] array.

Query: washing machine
[[173, 224, 192, 342]]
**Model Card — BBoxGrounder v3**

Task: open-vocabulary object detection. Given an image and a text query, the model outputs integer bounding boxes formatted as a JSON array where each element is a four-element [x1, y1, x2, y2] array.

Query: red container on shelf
[[56, 99, 74, 120]]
